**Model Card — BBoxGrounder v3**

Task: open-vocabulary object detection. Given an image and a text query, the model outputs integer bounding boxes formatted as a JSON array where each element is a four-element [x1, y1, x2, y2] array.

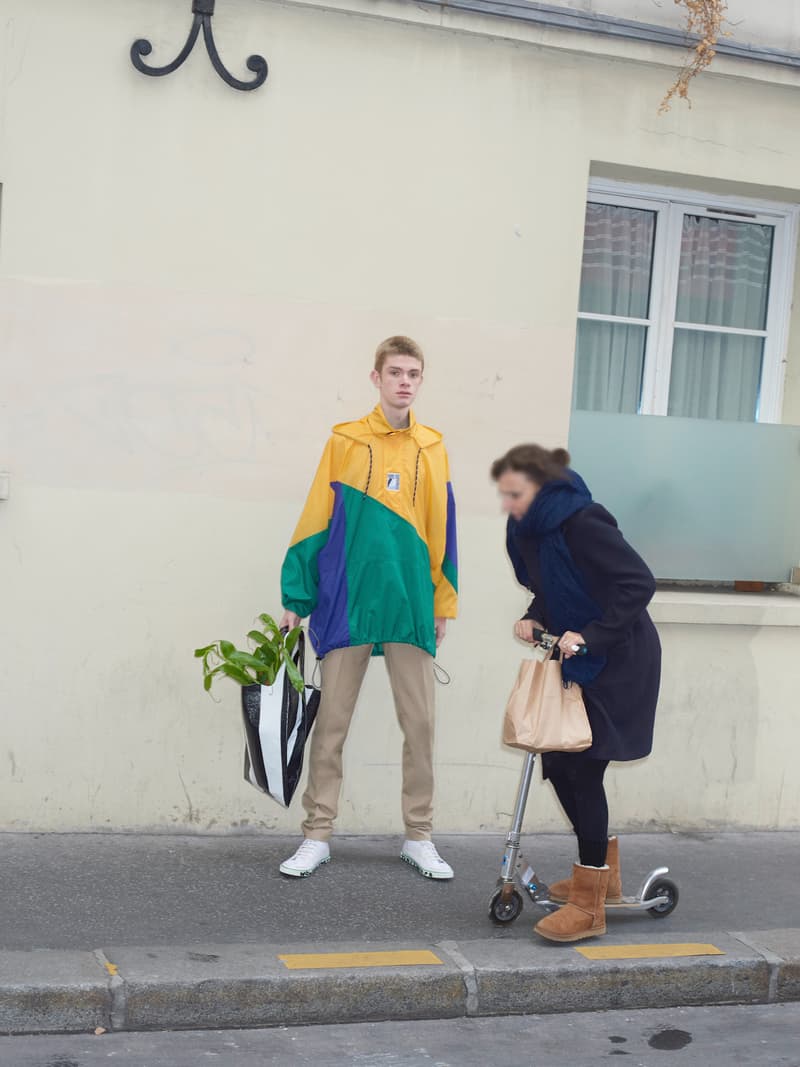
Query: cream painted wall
[[618, 614, 800, 831], [1, 0, 799, 832]]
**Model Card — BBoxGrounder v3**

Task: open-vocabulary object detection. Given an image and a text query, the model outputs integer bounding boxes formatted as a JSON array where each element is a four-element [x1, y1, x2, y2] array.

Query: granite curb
[[1, 929, 799, 1036]]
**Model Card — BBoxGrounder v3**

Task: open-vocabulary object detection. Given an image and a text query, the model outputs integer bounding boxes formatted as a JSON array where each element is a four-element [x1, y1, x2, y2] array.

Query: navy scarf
[[506, 470, 606, 686]]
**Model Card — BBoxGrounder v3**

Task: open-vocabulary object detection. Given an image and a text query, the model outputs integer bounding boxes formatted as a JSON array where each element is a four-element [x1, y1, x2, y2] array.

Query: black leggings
[[547, 756, 610, 868]]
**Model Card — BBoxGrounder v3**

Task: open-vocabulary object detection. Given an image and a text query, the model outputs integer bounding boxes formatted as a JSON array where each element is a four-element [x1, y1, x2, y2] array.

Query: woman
[[491, 444, 661, 943]]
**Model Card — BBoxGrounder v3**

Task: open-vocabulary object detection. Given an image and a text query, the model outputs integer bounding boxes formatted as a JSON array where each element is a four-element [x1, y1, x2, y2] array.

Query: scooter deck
[[541, 896, 665, 911]]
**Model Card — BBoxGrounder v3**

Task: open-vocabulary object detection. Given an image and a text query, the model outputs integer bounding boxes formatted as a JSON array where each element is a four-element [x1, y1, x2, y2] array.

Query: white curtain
[[578, 202, 654, 319], [675, 215, 771, 330], [668, 330, 764, 420], [574, 203, 654, 413], [668, 216, 772, 421], [574, 320, 646, 413]]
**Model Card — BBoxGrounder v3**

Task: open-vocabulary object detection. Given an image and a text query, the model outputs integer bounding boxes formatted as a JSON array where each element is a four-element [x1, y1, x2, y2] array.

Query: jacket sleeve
[[565, 507, 656, 656], [280, 437, 337, 618], [427, 445, 458, 619]]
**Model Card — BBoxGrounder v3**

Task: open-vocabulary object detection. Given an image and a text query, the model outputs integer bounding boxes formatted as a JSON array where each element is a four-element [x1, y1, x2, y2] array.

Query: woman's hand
[[514, 619, 544, 644], [558, 630, 586, 659]]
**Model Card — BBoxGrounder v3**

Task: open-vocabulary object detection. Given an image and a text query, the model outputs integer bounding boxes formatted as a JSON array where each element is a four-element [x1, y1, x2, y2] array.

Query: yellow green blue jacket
[[281, 405, 458, 658]]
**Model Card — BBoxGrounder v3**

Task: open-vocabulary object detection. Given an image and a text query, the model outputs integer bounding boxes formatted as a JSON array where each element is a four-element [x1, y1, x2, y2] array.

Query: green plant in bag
[[194, 613, 305, 694]]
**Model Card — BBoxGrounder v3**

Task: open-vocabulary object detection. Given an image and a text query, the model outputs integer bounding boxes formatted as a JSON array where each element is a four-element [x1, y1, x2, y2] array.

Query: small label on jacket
[[386, 473, 400, 491]]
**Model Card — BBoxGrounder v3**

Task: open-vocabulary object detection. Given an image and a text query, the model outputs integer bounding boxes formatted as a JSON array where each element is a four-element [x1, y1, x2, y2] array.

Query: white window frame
[[581, 178, 800, 423]]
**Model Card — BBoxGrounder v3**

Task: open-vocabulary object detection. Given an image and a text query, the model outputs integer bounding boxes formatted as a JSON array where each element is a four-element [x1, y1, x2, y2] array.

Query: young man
[[278, 336, 458, 878]]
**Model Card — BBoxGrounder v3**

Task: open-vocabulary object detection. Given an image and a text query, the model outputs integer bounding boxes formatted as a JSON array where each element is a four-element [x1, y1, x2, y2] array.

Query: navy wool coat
[[516, 503, 661, 764]]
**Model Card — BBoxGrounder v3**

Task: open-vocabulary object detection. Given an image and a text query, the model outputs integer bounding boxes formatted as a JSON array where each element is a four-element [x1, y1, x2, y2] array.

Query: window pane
[[573, 320, 646, 414], [578, 203, 656, 318], [675, 215, 773, 330], [668, 328, 764, 421]]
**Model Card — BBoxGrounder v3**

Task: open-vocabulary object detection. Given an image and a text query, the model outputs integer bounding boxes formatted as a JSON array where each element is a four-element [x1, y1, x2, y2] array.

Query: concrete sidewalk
[[1, 831, 798, 1034]]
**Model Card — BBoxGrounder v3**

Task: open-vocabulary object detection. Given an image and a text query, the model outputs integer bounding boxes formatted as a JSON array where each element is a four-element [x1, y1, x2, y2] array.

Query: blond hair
[[374, 335, 425, 373]]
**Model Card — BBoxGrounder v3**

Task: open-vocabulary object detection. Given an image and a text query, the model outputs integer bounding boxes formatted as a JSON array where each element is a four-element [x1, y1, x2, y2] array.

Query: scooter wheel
[[488, 886, 523, 924], [645, 877, 679, 918]]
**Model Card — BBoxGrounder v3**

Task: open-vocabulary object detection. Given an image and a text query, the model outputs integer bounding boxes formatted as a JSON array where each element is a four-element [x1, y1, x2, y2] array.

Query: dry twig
[[660, 0, 728, 112]]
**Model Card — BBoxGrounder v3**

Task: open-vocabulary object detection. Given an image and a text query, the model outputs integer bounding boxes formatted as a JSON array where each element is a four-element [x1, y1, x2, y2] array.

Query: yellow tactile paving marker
[[577, 943, 725, 960], [278, 949, 444, 970]]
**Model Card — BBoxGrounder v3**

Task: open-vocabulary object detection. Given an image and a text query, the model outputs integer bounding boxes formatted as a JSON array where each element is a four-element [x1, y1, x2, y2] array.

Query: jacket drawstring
[[363, 442, 420, 504], [364, 444, 373, 497]]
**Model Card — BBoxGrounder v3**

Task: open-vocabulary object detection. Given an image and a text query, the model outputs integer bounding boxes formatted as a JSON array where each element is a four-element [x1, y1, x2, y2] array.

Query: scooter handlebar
[[532, 628, 588, 656]]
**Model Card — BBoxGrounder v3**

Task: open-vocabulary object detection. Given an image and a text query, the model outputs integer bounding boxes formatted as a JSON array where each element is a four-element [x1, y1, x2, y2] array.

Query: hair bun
[[551, 447, 570, 467]]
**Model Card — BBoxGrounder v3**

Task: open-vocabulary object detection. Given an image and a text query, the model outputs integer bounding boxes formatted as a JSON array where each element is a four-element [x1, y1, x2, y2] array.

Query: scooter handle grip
[[531, 628, 588, 656]]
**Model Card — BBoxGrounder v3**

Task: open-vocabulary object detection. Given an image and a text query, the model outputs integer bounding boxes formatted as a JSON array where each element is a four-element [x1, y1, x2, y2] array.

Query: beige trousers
[[301, 643, 436, 842]]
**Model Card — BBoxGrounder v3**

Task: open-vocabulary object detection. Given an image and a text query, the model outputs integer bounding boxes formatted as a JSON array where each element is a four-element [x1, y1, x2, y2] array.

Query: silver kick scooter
[[488, 630, 679, 925]]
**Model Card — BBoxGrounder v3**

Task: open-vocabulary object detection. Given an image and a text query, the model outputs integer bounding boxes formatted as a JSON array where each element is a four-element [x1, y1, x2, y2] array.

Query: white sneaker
[[400, 840, 454, 880], [279, 839, 330, 877]]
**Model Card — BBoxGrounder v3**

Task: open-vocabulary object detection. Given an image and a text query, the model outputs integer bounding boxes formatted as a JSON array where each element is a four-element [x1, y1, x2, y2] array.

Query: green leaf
[[229, 650, 274, 672], [219, 640, 236, 658], [257, 613, 281, 637], [194, 644, 215, 658], [253, 642, 279, 665], [201, 659, 236, 694], [247, 630, 271, 646], [284, 654, 305, 694], [221, 663, 256, 686], [284, 626, 302, 657], [245, 655, 277, 686]]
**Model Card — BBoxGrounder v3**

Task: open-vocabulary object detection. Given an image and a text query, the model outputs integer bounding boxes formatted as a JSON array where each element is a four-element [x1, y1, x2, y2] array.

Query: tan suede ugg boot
[[534, 863, 609, 943], [549, 836, 622, 905]]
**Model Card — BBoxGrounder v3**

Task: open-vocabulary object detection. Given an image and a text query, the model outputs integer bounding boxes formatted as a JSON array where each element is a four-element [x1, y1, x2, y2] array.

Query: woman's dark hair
[[490, 444, 571, 485]]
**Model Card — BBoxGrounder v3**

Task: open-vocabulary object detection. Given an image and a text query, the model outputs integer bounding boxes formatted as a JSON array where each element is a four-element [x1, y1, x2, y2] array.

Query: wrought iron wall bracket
[[131, 0, 268, 92]]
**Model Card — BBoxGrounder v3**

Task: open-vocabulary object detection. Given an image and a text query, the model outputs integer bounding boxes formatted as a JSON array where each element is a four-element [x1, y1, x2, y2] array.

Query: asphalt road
[[1, 1003, 798, 1066]]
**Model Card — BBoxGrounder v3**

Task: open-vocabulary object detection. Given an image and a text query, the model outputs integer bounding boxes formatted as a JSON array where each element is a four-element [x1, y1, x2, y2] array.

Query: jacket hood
[[332, 405, 442, 448]]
